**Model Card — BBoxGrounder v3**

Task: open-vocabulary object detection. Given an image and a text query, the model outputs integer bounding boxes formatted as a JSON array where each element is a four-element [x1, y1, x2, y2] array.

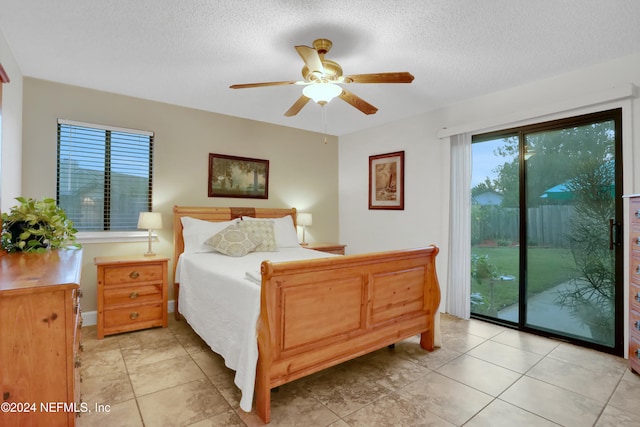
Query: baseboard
[[81, 300, 175, 327]]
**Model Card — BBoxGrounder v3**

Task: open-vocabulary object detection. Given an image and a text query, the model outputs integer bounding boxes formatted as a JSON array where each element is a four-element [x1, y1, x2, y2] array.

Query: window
[[57, 119, 154, 231]]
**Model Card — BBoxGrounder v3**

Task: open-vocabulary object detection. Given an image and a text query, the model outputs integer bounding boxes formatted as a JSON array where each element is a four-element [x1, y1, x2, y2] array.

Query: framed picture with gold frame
[[368, 150, 404, 210], [208, 153, 269, 199]]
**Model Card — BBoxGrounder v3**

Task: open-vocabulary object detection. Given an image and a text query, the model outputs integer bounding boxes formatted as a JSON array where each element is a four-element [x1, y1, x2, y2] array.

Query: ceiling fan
[[230, 38, 414, 117]]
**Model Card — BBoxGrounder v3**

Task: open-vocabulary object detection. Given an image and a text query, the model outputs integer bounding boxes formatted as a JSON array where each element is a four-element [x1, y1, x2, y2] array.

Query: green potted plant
[[1, 197, 79, 252]]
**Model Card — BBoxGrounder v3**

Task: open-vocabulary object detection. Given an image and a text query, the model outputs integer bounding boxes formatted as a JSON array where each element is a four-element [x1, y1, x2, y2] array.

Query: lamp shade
[[137, 212, 162, 230], [302, 83, 342, 104], [297, 212, 312, 227]]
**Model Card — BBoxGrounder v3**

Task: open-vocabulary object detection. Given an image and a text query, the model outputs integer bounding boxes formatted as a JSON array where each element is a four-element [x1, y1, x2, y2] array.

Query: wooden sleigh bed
[[172, 205, 440, 423]]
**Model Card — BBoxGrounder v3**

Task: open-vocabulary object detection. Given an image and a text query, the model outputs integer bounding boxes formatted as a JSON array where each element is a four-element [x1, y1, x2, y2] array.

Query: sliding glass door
[[470, 109, 623, 354]]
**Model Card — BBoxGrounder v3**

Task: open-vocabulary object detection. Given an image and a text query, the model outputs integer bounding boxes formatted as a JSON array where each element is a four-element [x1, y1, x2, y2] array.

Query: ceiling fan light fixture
[[303, 82, 342, 105]]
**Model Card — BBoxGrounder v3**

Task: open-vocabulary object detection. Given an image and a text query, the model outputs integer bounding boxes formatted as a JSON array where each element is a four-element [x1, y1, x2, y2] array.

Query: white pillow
[[180, 216, 240, 253], [204, 224, 262, 257], [242, 215, 300, 248]]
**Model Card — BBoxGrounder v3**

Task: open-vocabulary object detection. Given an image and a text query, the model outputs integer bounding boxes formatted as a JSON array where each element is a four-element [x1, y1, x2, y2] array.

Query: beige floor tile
[[467, 340, 543, 373], [81, 348, 127, 379], [174, 328, 211, 354], [595, 404, 640, 426], [343, 393, 455, 427], [465, 399, 559, 427], [490, 329, 560, 355], [526, 356, 622, 403], [340, 348, 431, 391], [436, 354, 522, 396], [129, 354, 205, 396], [121, 334, 189, 370], [439, 330, 488, 353], [266, 382, 341, 427], [77, 398, 143, 427], [398, 371, 493, 425], [547, 343, 628, 377], [117, 326, 176, 349], [80, 370, 135, 407], [190, 350, 242, 407], [295, 363, 391, 417], [186, 408, 245, 426], [137, 378, 229, 427], [398, 344, 463, 370], [76, 315, 640, 426], [500, 376, 603, 427], [607, 376, 640, 416]]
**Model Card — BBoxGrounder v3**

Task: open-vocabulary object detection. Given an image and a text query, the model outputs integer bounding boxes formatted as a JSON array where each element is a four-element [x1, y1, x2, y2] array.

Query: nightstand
[[95, 255, 169, 339], [304, 242, 347, 255]]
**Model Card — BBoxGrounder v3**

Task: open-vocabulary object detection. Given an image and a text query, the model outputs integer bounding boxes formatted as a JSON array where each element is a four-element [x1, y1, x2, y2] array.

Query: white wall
[[339, 52, 640, 314], [0, 29, 23, 211], [20, 78, 340, 312]]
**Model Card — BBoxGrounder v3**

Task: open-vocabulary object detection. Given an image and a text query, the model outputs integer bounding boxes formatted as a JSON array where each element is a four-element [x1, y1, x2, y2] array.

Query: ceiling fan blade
[[230, 80, 298, 89], [284, 95, 311, 117], [295, 45, 324, 75], [342, 72, 415, 84], [339, 89, 378, 115]]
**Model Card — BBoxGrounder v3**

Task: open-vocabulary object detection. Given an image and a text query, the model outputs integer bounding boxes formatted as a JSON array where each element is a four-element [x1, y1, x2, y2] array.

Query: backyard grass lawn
[[471, 246, 577, 314]]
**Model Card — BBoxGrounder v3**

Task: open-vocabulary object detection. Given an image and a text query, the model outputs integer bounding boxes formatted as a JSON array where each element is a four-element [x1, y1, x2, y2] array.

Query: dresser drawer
[[104, 284, 162, 306], [103, 264, 164, 285], [630, 336, 640, 373], [631, 282, 640, 310], [631, 256, 640, 285], [630, 200, 640, 224], [104, 303, 163, 328], [631, 309, 640, 337]]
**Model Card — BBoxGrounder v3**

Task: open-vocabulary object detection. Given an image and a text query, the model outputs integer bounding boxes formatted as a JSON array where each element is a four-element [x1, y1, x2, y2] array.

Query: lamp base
[[144, 252, 156, 257]]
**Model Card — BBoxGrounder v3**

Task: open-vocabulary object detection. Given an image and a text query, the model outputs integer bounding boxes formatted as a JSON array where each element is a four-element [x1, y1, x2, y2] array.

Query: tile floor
[[78, 314, 640, 426]]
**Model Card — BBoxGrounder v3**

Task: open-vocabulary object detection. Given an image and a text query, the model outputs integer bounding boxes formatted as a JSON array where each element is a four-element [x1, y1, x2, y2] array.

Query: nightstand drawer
[[103, 264, 164, 285], [104, 303, 163, 328], [104, 283, 162, 306]]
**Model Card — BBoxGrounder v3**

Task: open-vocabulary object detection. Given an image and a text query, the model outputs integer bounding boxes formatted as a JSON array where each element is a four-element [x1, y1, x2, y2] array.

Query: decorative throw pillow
[[238, 219, 278, 252], [181, 216, 240, 253], [204, 224, 262, 257], [242, 215, 300, 248]]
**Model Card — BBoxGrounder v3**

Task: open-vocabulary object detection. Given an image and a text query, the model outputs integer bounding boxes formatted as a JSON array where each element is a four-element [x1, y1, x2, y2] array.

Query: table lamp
[[138, 212, 162, 256]]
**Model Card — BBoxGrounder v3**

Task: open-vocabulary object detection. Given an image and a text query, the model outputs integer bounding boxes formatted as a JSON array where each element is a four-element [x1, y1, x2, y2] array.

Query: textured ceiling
[[1, 0, 639, 136]]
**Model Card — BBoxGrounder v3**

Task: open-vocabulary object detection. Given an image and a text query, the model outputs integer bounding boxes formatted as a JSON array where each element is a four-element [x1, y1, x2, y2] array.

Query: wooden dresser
[[628, 195, 640, 374], [95, 255, 168, 339], [0, 249, 83, 427]]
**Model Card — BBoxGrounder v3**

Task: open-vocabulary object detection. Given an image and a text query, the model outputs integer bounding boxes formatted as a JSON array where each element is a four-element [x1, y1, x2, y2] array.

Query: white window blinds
[[57, 119, 154, 231]]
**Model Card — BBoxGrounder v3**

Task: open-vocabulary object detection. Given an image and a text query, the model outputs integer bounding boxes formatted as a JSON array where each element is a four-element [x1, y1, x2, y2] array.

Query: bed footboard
[[255, 246, 440, 423]]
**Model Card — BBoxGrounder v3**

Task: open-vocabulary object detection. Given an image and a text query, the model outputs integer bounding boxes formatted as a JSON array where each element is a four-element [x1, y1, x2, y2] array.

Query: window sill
[[76, 231, 158, 244]]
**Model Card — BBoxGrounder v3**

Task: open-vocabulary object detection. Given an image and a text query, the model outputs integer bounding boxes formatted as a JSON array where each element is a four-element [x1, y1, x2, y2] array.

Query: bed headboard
[[172, 206, 297, 273]]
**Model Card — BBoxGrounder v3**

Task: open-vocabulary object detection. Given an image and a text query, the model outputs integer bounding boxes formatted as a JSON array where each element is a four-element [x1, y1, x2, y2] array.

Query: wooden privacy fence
[[474, 205, 575, 247]]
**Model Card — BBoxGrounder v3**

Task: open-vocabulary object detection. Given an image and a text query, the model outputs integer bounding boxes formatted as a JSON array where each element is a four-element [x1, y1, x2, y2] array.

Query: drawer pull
[[3, 391, 9, 401], [129, 291, 139, 299], [130, 312, 140, 320], [636, 349, 640, 359], [636, 293, 640, 303], [129, 271, 140, 279], [636, 210, 640, 219], [636, 265, 640, 275], [636, 321, 640, 331]]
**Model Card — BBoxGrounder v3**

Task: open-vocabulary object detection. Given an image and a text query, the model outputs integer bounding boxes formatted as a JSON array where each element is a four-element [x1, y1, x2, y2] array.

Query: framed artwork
[[208, 153, 269, 199], [369, 150, 404, 210]]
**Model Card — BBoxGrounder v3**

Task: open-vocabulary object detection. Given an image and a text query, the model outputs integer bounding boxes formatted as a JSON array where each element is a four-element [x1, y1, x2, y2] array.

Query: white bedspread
[[175, 247, 337, 412]]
